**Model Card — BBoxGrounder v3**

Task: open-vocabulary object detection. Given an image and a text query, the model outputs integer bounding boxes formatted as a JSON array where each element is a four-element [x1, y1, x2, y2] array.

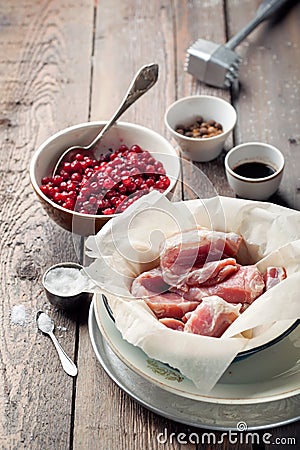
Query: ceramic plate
[[89, 301, 300, 430], [93, 296, 300, 405]]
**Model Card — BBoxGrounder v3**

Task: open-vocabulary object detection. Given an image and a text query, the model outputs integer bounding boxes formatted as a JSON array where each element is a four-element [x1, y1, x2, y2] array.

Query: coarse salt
[[43, 267, 90, 297], [11, 304, 26, 326]]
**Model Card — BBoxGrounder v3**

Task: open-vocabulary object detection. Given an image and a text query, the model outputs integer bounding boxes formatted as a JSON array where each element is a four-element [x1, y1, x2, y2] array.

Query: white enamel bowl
[[30, 121, 180, 236]]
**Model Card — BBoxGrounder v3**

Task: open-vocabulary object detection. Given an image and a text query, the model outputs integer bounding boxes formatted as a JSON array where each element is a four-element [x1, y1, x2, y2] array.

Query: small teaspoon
[[36, 311, 78, 377]]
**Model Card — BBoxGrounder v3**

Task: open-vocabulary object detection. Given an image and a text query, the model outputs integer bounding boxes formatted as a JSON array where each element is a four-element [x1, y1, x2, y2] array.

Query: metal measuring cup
[[42, 262, 92, 311]]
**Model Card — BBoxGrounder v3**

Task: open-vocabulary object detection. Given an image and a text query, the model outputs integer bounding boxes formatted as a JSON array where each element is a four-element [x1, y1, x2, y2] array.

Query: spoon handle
[[87, 63, 159, 150], [48, 331, 78, 377]]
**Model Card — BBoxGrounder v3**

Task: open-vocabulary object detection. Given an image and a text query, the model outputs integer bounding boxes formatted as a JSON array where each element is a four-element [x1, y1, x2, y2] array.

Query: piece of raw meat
[[145, 293, 200, 319], [181, 311, 193, 323], [182, 258, 239, 288], [180, 265, 265, 304], [131, 267, 200, 319], [184, 296, 240, 337], [131, 267, 170, 298], [264, 266, 287, 290], [159, 318, 184, 331], [160, 228, 242, 285]]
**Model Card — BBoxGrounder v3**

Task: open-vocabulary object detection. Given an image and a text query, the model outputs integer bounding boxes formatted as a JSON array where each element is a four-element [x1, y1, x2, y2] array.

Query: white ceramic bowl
[[164, 95, 237, 162], [225, 142, 285, 200], [30, 121, 180, 236]]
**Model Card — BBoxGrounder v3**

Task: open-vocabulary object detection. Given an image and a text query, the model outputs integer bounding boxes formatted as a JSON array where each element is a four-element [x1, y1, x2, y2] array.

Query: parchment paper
[[84, 191, 300, 392]]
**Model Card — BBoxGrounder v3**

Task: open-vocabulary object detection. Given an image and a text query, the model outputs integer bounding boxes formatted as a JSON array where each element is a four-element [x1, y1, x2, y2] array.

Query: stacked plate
[[88, 294, 300, 431]]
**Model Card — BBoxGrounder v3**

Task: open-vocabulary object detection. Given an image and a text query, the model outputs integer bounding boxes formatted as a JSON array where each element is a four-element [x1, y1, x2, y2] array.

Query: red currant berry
[[71, 172, 82, 183], [118, 183, 127, 194], [63, 198, 75, 210], [103, 208, 115, 215], [75, 153, 84, 161], [122, 177, 132, 188], [53, 192, 64, 203], [63, 162, 72, 173], [130, 144, 142, 153], [59, 170, 69, 180], [134, 176, 143, 187], [146, 178, 155, 188], [103, 178, 115, 190], [66, 181, 77, 191], [119, 144, 128, 153], [52, 175, 63, 186]]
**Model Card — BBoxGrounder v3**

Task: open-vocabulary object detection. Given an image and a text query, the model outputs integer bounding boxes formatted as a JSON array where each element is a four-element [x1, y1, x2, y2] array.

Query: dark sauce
[[233, 162, 276, 179]]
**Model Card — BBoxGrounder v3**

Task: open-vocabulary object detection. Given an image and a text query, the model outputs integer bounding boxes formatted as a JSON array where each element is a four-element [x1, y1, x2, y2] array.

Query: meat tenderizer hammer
[[185, 0, 289, 88]]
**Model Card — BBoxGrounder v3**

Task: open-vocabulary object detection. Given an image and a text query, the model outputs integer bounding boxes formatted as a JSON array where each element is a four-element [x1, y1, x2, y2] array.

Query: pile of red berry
[[40, 144, 171, 215]]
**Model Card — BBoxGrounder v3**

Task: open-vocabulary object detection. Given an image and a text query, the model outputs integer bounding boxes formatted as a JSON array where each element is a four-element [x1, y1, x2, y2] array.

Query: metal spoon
[[36, 311, 78, 377], [53, 63, 159, 176]]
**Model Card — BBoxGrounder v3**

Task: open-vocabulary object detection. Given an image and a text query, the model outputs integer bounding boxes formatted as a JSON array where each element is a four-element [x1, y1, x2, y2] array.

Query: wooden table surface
[[1, 1, 299, 449]]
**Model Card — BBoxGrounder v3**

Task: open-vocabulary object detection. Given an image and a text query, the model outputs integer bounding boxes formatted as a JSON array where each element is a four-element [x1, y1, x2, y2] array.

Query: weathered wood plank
[[89, 0, 175, 134], [227, 0, 300, 208], [0, 1, 93, 448]]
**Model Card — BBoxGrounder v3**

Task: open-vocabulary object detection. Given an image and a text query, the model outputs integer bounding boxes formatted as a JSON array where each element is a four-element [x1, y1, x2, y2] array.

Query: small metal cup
[[42, 262, 92, 311]]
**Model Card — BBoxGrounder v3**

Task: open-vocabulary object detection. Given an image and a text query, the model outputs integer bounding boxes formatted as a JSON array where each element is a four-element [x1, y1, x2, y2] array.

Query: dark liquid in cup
[[233, 162, 276, 178]]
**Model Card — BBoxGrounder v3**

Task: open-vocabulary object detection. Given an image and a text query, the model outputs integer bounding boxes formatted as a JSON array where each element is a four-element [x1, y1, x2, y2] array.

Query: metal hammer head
[[185, 39, 241, 88]]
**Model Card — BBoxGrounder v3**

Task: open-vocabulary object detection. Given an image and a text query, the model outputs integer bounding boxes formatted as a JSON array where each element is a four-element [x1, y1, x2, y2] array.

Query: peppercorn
[[175, 117, 223, 139]]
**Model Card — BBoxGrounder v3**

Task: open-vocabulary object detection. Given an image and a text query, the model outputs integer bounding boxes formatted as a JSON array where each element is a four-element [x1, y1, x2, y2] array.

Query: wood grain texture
[[227, 0, 300, 209], [89, 0, 175, 134], [1, 0, 300, 449], [0, 0, 93, 448]]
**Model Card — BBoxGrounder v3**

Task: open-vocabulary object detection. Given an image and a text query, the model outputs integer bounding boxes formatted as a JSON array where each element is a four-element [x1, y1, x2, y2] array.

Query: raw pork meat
[[145, 293, 200, 319], [181, 265, 265, 304], [130, 227, 287, 338], [160, 228, 242, 285], [182, 258, 239, 288], [131, 267, 170, 298], [159, 318, 184, 331], [131, 268, 200, 319], [264, 266, 287, 290], [184, 296, 240, 337], [182, 311, 193, 323]]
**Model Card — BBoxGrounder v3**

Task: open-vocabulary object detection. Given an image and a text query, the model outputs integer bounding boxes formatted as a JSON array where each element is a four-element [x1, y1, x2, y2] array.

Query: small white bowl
[[225, 142, 285, 200], [164, 95, 237, 162]]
